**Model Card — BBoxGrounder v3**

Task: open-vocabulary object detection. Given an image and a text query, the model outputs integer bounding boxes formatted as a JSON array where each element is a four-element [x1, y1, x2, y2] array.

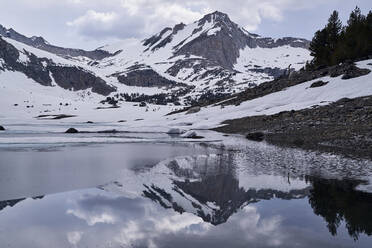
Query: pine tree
[[348, 6, 363, 26], [326, 11, 342, 51], [309, 28, 329, 66], [326, 11, 342, 64]]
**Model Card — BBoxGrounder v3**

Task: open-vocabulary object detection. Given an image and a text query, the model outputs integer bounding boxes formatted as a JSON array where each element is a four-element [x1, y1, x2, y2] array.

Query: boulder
[[246, 132, 265, 142], [342, 67, 370, 80], [0, 125, 5, 131], [310, 80, 329, 88], [186, 106, 201, 114], [167, 128, 186, 134], [65, 128, 78, 133], [181, 131, 204, 139]]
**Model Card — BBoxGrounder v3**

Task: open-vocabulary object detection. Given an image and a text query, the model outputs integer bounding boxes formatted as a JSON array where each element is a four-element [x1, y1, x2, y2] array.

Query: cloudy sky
[[0, 0, 370, 50]]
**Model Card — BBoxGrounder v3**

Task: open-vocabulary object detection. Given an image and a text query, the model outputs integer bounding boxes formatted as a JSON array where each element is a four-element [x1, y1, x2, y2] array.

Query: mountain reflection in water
[[1, 139, 372, 247]]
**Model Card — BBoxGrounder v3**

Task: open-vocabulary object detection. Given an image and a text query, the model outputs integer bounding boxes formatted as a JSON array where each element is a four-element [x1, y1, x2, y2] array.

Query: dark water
[[1, 134, 372, 247]]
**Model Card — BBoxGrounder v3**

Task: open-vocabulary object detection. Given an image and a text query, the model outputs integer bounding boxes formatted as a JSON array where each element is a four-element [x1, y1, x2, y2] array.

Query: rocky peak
[[172, 23, 186, 34], [199, 11, 232, 25], [30, 36, 49, 46], [0, 23, 113, 60]]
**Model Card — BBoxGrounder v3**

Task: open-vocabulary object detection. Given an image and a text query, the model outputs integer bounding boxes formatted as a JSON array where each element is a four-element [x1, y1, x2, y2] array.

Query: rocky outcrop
[[217, 95, 372, 159], [0, 37, 52, 86], [48, 66, 115, 95], [0, 37, 115, 95], [0, 125, 5, 131], [117, 66, 177, 88], [310, 80, 329, 88]]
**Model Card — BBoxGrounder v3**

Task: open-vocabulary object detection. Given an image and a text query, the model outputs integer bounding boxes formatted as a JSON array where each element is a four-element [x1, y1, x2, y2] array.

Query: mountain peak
[[199, 11, 232, 25]]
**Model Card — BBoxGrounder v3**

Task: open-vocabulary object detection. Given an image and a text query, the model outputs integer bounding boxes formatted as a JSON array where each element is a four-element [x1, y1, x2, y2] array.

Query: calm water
[[0, 132, 372, 247]]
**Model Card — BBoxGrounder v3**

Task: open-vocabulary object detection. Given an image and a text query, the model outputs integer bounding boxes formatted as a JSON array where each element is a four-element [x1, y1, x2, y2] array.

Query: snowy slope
[[162, 60, 372, 129]]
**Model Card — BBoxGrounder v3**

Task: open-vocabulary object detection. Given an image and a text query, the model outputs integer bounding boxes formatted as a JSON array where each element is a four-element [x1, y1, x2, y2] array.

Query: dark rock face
[[48, 66, 115, 96], [0, 37, 115, 96], [310, 80, 329, 88], [172, 11, 309, 70], [117, 67, 177, 87], [0, 24, 114, 60], [143, 23, 186, 52], [173, 12, 249, 70], [65, 128, 78, 133], [246, 132, 265, 142], [0, 125, 5, 131], [143, 11, 309, 73], [0, 37, 52, 86]]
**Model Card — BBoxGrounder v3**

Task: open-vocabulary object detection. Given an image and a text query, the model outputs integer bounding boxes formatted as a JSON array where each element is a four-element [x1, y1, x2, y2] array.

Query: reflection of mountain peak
[[140, 154, 311, 225]]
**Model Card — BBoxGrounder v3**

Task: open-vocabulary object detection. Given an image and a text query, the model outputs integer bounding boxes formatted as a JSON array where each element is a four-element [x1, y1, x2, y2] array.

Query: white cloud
[[67, 10, 119, 29], [0, 0, 350, 48]]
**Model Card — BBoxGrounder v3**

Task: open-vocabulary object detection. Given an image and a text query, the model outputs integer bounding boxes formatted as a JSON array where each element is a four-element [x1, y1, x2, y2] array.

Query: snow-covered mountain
[[0, 24, 115, 60], [0, 11, 311, 106]]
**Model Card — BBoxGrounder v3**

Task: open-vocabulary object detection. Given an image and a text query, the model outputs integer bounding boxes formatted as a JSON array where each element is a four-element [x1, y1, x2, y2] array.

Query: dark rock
[[48, 65, 115, 96], [139, 102, 147, 107], [341, 67, 370, 80], [117, 65, 177, 88], [293, 138, 305, 146], [246, 132, 265, 142], [86, 121, 94, 124], [97, 129, 119, 133], [186, 106, 201, 114], [118, 120, 127, 123], [180, 131, 204, 139], [0, 125, 5, 131], [65, 128, 78, 133], [310, 80, 329, 88]]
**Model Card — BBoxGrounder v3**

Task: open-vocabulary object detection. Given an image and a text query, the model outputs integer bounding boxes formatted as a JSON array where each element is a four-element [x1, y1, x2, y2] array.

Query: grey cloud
[[0, 0, 370, 49]]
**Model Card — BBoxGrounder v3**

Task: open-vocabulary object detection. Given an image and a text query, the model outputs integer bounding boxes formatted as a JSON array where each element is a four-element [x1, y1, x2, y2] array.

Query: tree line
[[309, 7, 372, 68]]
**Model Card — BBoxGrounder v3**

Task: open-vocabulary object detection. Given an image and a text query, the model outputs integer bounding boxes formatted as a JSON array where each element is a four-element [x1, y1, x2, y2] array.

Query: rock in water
[[0, 125, 5, 131], [181, 131, 204, 139], [246, 132, 265, 142], [65, 128, 78, 133], [167, 128, 186, 134]]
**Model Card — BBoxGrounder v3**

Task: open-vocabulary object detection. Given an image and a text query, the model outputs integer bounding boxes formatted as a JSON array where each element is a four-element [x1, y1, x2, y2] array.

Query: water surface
[[1, 131, 372, 247]]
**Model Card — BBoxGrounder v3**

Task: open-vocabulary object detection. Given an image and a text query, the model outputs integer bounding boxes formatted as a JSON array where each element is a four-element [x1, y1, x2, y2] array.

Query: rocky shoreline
[[215, 95, 372, 159]]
